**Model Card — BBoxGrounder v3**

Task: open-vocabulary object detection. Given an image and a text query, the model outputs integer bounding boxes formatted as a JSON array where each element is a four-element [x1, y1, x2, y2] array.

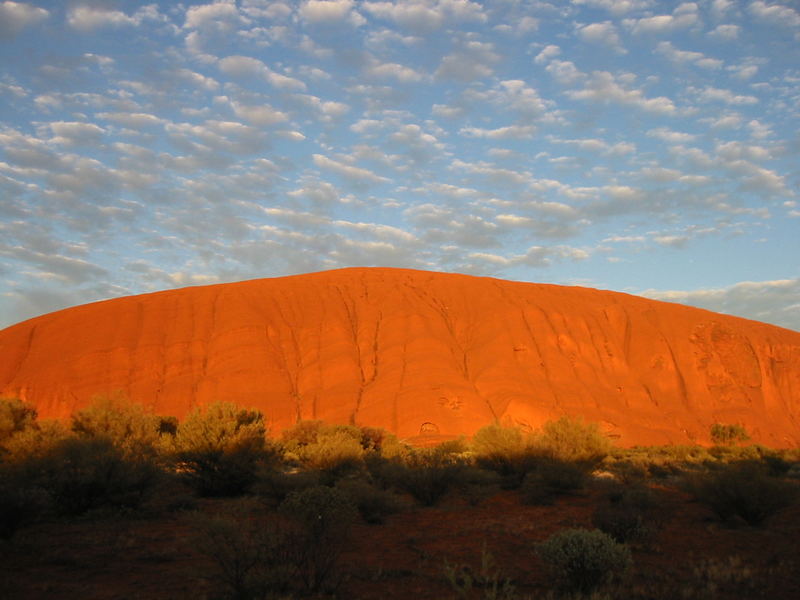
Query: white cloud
[[642, 278, 800, 332], [218, 55, 306, 91], [460, 125, 536, 140], [435, 40, 499, 82], [577, 21, 626, 54], [708, 24, 740, 40], [534, 44, 561, 65], [623, 2, 700, 34], [647, 127, 697, 143], [67, 4, 163, 32], [656, 41, 723, 69], [571, 0, 654, 16], [691, 85, 758, 105], [749, 1, 800, 27], [362, 0, 487, 32], [568, 71, 676, 114], [0, 1, 48, 39], [300, 0, 365, 26], [312, 154, 390, 184]]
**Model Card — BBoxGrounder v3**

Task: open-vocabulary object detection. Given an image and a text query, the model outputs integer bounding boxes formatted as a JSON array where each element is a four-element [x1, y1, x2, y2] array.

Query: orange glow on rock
[[1, 268, 798, 447]]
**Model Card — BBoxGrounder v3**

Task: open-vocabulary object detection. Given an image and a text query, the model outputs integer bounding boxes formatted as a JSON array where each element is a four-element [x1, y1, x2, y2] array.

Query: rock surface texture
[[1, 268, 798, 446]]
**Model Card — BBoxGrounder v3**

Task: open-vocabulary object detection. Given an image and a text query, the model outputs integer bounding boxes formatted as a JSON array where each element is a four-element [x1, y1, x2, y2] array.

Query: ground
[[2, 479, 798, 599]]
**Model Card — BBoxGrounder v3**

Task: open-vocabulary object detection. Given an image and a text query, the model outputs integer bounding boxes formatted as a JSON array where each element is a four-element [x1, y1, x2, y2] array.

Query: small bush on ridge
[[537, 528, 631, 594]]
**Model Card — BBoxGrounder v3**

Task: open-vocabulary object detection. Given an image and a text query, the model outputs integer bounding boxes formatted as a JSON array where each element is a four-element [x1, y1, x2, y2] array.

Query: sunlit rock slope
[[1, 268, 799, 446]]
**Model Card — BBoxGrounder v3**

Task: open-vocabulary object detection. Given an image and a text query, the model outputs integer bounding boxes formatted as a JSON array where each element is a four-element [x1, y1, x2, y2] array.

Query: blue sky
[[0, 0, 798, 331]]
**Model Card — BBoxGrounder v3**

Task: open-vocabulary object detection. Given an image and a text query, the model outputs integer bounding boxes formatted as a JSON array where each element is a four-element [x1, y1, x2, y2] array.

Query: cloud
[[362, 0, 487, 32], [623, 2, 700, 34], [67, 4, 164, 32], [748, 1, 800, 27], [571, 0, 654, 16], [435, 40, 499, 82], [642, 279, 800, 332], [647, 127, 697, 144], [218, 55, 306, 91], [690, 85, 758, 105], [460, 125, 536, 140], [0, 1, 48, 39], [576, 21, 626, 54], [312, 153, 390, 184], [299, 0, 365, 26], [656, 41, 723, 69], [567, 71, 676, 114], [708, 24, 740, 40]]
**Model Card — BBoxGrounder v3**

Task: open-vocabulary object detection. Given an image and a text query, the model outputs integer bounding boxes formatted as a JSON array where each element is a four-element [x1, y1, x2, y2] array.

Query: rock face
[[1, 268, 799, 446]]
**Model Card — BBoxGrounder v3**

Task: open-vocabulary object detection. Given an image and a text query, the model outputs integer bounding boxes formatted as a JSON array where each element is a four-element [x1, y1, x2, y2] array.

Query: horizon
[[1, 0, 798, 332]]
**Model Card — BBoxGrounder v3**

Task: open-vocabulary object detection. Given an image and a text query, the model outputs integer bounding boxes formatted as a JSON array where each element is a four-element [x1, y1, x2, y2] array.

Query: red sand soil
[[2, 483, 798, 599], [1, 267, 799, 446]]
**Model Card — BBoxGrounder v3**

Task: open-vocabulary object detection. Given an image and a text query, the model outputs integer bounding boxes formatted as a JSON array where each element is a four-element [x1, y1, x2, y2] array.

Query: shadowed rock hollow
[[1, 268, 798, 446]]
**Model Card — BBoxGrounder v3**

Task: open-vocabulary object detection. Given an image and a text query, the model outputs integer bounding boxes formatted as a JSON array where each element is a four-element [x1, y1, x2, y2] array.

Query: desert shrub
[[533, 417, 612, 467], [71, 395, 162, 459], [278, 485, 358, 592], [171, 402, 271, 497], [537, 528, 631, 594], [592, 484, 661, 543], [0, 419, 69, 463], [443, 543, 516, 600], [189, 499, 295, 600], [684, 461, 797, 526], [18, 436, 161, 515], [520, 459, 587, 505], [253, 467, 320, 507], [710, 423, 750, 446], [0, 480, 46, 539], [0, 397, 38, 450], [471, 423, 540, 488], [396, 449, 470, 506], [281, 421, 367, 482], [335, 477, 405, 524]]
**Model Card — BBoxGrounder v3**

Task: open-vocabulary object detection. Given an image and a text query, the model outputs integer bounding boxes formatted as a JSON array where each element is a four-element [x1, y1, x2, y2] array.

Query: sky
[[0, 0, 798, 333]]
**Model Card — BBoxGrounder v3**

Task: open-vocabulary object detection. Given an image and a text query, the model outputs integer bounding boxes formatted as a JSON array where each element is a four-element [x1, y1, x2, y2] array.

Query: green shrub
[[278, 485, 358, 592], [171, 402, 271, 497], [443, 543, 516, 600], [533, 416, 612, 467], [396, 450, 469, 506], [253, 467, 320, 507], [684, 461, 797, 526], [592, 486, 660, 543], [520, 459, 587, 505], [0, 481, 46, 539], [18, 436, 161, 515], [188, 499, 295, 600], [0, 397, 38, 450], [335, 478, 404, 524], [71, 395, 162, 459], [537, 528, 631, 593], [710, 423, 750, 446], [471, 423, 540, 489]]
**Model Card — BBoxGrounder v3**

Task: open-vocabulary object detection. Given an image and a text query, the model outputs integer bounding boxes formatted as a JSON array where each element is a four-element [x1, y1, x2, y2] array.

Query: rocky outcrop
[[1, 268, 798, 446]]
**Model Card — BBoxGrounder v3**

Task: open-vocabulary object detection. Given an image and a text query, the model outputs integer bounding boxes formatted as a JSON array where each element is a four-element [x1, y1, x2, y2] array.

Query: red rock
[[1, 268, 798, 446]]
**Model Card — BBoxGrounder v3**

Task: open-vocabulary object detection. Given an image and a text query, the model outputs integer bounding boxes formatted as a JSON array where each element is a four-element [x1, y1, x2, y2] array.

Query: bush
[[171, 402, 271, 497], [0, 397, 38, 450], [710, 423, 750, 446], [592, 485, 661, 543], [17, 436, 161, 515], [520, 459, 587, 505], [71, 395, 162, 459], [471, 423, 540, 488], [396, 450, 469, 506], [335, 478, 404, 524], [533, 416, 611, 467], [537, 528, 631, 593], [0, 481, 46, 539], [684, 461, 797, 526], [278, 485, 358, 592], [189, 499, 295, 600]]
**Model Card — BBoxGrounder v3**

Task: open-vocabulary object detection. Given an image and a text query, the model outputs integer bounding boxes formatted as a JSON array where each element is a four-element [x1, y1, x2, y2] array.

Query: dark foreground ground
[[2, 479, 799, 600]]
